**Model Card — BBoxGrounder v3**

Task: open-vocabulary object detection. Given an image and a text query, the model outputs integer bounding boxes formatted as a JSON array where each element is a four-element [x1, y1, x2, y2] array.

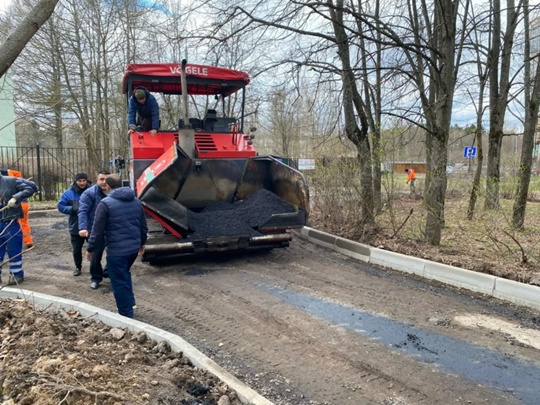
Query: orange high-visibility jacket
[[7, 169, 33, 246], [406, 169, 416, 184]]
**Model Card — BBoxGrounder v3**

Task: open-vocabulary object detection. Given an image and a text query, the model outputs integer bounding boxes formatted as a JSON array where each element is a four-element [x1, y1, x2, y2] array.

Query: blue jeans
[[106, 252, 138, 318], [0, 220, 23, 277]]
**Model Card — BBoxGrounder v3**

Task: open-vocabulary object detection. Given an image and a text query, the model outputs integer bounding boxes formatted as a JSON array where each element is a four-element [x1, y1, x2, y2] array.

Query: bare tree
[[268, 88, 300, 157], [466, 3, 491, 220], [328, 0, 375, 226], [361, 0, 468, 244], [512, 0, 540, 227], [420, 0, 464, 244], [352, 0, 384, 212], [484, 0, 522, 209]]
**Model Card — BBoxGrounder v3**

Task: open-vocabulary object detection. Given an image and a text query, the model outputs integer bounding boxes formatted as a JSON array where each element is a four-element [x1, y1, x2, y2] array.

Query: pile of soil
[[0, 299, 242, 405]]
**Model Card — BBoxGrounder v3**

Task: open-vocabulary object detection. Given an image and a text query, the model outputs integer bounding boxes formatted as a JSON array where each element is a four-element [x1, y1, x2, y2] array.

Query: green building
[[0, 69, 16, 146]]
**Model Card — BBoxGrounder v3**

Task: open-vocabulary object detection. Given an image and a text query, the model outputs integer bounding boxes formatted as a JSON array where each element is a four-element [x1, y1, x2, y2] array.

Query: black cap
[[75, 172, 88, 181]]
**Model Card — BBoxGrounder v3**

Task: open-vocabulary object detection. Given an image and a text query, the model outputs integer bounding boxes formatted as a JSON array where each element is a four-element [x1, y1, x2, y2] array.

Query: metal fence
[[0, 145, 123, 201]]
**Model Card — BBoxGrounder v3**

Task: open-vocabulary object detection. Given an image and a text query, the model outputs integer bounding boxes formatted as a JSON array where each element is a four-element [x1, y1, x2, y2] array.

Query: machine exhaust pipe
[[178, 59, 196, 158], [181, 59, 189, 126]]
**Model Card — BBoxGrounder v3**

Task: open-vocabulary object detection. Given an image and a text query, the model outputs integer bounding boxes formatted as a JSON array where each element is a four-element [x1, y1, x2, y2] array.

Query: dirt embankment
[[0, 299, 241, 405]]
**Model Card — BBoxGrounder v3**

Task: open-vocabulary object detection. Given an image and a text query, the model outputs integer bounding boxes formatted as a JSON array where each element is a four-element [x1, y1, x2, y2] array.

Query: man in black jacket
[[86, 174, 148, 318], [57, 172, 91, 276], [0, 172, 37, 285]]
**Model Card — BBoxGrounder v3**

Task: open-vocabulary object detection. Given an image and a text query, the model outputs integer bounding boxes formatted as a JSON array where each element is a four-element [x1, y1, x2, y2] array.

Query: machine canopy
[[122, 63, 251, 97]]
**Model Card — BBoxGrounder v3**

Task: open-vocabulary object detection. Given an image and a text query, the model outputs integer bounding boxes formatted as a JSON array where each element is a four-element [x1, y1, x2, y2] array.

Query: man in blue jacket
[[78, 170, 110, 289], [0, 172, 37, 285], [127, 86, 160, 136], [86, 174, 148, 319], [57, 172, 91, 276]]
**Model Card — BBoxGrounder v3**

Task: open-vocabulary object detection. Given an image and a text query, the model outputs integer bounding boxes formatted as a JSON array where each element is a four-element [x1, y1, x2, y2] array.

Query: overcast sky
[[0, 0, 9, 13]]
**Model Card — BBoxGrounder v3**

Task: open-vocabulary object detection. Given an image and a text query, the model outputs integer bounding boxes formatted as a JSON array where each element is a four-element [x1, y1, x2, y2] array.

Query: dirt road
[[8, 212, 540, 404]]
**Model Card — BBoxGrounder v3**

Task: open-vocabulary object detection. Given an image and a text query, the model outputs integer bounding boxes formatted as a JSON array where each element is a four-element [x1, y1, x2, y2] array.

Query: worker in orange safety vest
[[405, 168, 416, 195], [0, 169, 36, 248]]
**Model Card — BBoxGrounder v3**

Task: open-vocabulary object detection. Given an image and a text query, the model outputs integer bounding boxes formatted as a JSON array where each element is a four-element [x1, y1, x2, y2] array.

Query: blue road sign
[[464, 146, 477, 158]]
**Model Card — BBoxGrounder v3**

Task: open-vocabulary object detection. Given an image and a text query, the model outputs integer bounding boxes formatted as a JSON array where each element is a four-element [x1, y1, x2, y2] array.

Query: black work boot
[[73, 268, 82, 276]]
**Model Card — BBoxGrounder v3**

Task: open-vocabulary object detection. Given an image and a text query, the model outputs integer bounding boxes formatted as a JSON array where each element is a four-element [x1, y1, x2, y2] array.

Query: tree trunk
[[467, 125, 484, 220], [0, 0, 60, 78], [513, 0, 539, 228], [420, 0, 457, 245], [485, 131, 503, 208], [356, 132, 375, 226], [424, 132, 449, 245], [513, 116, 535, 228]]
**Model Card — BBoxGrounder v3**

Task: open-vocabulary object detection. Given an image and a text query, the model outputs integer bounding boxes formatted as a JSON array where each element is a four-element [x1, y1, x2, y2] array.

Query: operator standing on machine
[[127, 86, 160, 136]]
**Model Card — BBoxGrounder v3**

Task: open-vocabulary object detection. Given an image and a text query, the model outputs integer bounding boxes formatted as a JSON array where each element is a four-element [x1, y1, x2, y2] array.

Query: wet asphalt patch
[[259, 284, 539, 405]]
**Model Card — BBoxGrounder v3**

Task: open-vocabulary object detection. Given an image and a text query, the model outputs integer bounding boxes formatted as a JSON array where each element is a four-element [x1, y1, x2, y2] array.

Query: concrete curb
[[370, 248, 426, 276], [0, 288, 274, 405], [293, 227, 540, 311]]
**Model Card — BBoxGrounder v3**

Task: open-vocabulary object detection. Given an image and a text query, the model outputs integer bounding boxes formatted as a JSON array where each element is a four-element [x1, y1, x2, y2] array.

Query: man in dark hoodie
[[57, 172, 91, 276], [86, 174, 148, 318], [127, 86, 160, 136], [0, 172, 37, 286]]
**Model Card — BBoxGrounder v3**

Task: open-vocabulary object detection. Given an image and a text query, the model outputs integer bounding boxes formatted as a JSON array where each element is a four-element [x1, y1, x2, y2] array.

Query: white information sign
[[298, 158, 316, 170]]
